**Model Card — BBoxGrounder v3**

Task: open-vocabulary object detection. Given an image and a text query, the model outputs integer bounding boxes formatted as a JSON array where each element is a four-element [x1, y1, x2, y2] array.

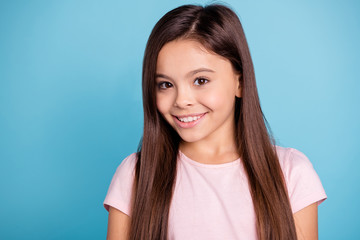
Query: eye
[[158, 81, 173, 89], [194, 77, 209, 86]]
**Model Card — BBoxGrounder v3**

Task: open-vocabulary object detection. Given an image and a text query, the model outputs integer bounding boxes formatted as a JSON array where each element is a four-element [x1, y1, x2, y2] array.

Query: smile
[[172, 113, 207, 128], [177, 115, 202, 123]]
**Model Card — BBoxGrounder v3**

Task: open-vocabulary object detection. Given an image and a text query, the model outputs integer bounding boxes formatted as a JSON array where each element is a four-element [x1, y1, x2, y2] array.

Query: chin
[[177, 132, 204, 144]]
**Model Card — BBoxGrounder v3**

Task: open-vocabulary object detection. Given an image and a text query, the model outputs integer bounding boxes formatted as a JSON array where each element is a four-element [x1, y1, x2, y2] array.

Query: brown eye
[[158, 81, 173, 89], [194, 78, 209, 86]]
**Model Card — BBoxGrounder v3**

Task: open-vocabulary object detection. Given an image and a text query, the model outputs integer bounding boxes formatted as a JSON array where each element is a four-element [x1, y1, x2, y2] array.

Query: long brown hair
[[130, 4, 297, 240]]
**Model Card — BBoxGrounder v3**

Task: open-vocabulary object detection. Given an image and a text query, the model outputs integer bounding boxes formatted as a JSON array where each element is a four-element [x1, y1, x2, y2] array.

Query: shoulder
[[274, 146, 327, 213], [111, 153, 138, 186], [274, 145, 318, 187], [103, 153, 138, 214], [115, 152, 138, 174], [275, 146, 314, 176]]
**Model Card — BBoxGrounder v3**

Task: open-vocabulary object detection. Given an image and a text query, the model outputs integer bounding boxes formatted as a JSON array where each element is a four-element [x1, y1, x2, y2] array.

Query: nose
[[174, 87, 194, 108]]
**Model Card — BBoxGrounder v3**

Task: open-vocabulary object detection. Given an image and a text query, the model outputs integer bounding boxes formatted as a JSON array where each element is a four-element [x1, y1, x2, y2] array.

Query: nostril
[[174, 99, 192, 108], [174, 88, 194, 108], [175, 97, 192, 108]]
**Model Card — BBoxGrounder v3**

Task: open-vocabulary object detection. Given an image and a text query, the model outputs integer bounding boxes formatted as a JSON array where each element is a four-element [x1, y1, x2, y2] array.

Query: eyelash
[[157, 77, 209, 89], [158, 82, 173, 89], [194, 77, 209, 86]]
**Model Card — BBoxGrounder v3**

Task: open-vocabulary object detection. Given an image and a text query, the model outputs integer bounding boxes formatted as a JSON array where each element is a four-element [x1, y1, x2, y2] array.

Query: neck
[[179, 131, 239, 165]]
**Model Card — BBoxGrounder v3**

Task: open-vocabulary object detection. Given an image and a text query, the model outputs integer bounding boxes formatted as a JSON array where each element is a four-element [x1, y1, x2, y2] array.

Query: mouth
[[177, 115, 201, 123], [172, 113, 207, 128]]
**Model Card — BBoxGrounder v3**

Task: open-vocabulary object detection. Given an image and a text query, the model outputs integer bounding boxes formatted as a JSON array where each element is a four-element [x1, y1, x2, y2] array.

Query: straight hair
[[129, 4, 297, 240]]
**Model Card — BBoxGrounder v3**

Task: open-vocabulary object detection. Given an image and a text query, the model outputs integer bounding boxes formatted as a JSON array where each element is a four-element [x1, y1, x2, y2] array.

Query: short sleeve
[[278, 147, 327, 213], [103, 153, 137, 216]]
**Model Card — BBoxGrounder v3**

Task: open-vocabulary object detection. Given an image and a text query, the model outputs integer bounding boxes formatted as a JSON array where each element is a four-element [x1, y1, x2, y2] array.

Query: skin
[[106, 39, 319, 239], [294, 203, 319, 240], [156, 39, 241, 164], [107, 206, 130, 240]]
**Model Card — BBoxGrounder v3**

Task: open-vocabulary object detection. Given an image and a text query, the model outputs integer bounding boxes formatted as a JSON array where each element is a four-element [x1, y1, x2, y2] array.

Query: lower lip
[[173, 113, 206, 129]]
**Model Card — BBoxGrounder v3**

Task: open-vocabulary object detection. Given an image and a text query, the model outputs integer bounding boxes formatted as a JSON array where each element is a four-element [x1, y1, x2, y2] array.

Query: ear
[[235, 73, 242, 98]]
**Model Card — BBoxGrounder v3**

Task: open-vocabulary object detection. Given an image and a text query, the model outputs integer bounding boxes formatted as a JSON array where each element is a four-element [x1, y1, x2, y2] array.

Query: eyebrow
[[186, 68, 215, 77], [155, 68, 215, 80]]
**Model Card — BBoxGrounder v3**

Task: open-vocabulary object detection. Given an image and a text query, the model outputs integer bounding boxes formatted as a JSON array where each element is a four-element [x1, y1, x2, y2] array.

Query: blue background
[[1, 0, 359, 239]]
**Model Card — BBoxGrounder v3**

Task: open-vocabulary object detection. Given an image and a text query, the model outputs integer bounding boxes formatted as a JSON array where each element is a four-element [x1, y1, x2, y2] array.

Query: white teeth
[[178, 115, 201, 123]]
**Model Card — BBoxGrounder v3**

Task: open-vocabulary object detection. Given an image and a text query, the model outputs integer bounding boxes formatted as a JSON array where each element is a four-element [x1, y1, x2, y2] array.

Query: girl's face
[[156, 39, 241, 145]]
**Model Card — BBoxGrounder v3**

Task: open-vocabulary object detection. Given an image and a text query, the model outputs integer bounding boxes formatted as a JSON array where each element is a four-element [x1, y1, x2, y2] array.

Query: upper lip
[[172, 113, 206, 118]]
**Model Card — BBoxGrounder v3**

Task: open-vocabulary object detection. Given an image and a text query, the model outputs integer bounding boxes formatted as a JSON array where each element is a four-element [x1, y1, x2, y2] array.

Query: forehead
[[156, 39, 231, 75]]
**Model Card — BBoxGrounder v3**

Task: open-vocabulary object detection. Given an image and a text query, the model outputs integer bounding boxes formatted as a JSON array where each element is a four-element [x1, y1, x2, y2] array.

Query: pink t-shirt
[[103, 146, 327, 239]]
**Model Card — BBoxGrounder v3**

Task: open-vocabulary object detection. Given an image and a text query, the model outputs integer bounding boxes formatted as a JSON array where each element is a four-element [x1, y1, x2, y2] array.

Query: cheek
[[156, 93, 171, 115], [200, 89, 229, 109]]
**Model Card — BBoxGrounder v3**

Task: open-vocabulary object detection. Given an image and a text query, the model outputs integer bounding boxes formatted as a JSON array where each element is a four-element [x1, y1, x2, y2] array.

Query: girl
[[104, 4, 327, 240]]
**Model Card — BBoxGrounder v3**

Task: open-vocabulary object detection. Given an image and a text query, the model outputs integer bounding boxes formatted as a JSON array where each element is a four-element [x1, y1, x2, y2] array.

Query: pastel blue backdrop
[[1, 0, 359, 239]]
